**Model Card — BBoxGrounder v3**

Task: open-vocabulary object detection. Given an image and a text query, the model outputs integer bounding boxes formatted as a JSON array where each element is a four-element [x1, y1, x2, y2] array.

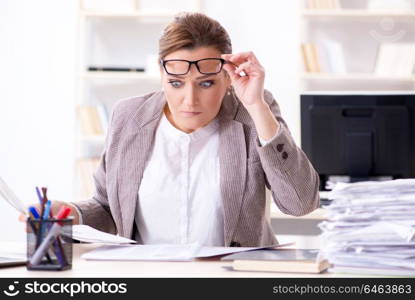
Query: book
[[221, 249, 330, 274], [307, 0, 340, 9], [77, 105, 107, 136], [301, 41, 346, 74], [322, 40, 347, 74], [96, 105, 108, 134], [368, 0, 412, 10], [76, 158, 100, 199], [301, 43, 321, 73], [375, 43, 415, 77]]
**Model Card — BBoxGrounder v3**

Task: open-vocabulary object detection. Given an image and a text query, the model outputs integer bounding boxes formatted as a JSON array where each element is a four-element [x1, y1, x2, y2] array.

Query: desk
[[0, 244, 369, 278]]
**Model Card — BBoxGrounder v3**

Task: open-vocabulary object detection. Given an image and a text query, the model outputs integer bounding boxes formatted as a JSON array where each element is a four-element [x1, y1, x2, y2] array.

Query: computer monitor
[[300, 91, 415, 190]]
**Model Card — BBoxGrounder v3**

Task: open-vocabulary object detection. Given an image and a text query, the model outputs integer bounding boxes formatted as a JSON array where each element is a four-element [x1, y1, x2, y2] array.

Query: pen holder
[[26, 217, 73, 271]]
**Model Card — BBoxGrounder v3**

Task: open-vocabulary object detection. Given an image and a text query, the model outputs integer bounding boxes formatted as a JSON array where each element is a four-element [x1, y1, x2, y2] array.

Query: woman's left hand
[[221, 51, 265, 108], [222, 51, 280, 141]]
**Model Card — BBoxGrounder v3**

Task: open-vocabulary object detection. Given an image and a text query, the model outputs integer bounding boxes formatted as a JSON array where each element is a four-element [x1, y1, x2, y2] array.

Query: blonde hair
[[158, 12, 232, 61]]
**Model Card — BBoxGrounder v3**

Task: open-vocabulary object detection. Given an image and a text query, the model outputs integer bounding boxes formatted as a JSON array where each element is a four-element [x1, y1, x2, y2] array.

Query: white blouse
[[135, 113, 224, 246]]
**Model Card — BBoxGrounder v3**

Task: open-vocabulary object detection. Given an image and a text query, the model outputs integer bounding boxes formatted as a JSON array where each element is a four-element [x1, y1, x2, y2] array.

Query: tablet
[[0, 257, 26, 268]]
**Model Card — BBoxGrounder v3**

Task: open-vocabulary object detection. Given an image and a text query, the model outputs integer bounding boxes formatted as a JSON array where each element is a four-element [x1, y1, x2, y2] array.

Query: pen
[[36, 187, 48, 247], [27, 206, 53, 264], [49, 203, 53, 218], [29, 206, 72, 266], [35, 187, 43, 205], [29, 206, 40, 219], [41, 187, 48, 203], [27, 209, 40, 234], [43, 200, 51, 220]]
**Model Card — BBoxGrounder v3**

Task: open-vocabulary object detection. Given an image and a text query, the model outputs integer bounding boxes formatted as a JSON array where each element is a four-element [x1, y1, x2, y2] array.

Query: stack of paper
[[319, 179, 415, 276]]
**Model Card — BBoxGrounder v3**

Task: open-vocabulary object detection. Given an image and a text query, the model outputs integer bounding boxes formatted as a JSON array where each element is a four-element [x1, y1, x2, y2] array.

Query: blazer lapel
[[219, 118, 247, 246], [116, 92, 165, 238], [116, 127, 155, 238], [217, 92, 247, 246]]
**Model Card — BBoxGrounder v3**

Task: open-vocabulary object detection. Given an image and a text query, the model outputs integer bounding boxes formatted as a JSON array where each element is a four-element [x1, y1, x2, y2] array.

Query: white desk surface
[[0, 243, 369, 278], [271, 207, 327, 220]]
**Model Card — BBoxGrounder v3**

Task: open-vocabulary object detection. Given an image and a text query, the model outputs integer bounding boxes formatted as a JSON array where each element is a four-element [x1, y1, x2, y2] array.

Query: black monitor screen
[[301, 92, 415, 190]]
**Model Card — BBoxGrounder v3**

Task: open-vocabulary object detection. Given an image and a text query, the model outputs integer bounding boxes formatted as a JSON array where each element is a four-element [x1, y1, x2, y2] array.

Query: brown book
[[309, 43, 322, 72], [90, 106, 104, 135], [315, 0, 324, 9], [76, 158, 100, 199], [307, 0, 317, 9], [78, 106, 93, 136], [222, 249, 330, 274], [301, 43, 321, 73], [315, 0, 339, 9], [301, 43, 312, 72], [78, 105, 104, 136]]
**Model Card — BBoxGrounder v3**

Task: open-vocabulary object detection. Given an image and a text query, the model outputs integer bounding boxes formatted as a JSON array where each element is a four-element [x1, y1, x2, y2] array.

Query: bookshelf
[[300, 0, 415, 91], [302, 9, 415, 18], [83, 71, 160, 80], [75, 0, 202, 201]]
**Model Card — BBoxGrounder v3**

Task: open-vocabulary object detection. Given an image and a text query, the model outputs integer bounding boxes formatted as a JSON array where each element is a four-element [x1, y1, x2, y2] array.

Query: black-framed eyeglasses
[[160, 58, 227, 75]]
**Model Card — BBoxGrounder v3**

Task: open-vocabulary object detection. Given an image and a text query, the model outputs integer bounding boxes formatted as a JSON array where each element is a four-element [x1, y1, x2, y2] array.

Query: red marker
[[56, 206, 72, 220]]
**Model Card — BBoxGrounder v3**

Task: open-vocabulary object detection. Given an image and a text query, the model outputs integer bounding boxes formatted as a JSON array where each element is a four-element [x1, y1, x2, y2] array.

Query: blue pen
[[43, 200, 51, 220], [28, 206, 54, 264], [29, 206, 40, 219]]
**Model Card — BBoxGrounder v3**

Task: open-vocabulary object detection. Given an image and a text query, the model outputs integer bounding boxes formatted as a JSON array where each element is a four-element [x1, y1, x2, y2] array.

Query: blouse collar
[[160, 111, 219, 142]]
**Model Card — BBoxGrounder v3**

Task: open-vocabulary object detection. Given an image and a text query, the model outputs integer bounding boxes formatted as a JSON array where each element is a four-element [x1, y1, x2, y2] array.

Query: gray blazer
[[72, 89, 320, 247]]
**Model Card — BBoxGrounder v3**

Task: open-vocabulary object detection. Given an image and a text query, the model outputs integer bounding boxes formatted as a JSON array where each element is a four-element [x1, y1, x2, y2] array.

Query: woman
[[23, 12, 319, 247]]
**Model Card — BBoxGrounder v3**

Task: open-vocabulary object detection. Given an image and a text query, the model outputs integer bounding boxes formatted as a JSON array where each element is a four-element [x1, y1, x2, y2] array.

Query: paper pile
[[319, 179, 415, 276]]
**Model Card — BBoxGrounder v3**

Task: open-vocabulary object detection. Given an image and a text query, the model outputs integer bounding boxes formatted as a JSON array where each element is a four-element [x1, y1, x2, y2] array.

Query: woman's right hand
[[18, 200, 80, 225]]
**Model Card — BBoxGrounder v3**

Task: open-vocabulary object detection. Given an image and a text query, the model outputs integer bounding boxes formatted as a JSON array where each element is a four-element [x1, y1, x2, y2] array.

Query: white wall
[[0, 0, 77, 242], [0, 0, 301, 242]]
